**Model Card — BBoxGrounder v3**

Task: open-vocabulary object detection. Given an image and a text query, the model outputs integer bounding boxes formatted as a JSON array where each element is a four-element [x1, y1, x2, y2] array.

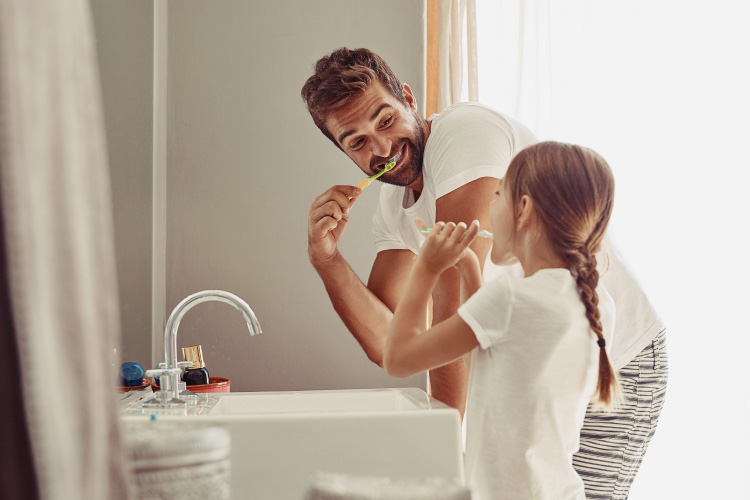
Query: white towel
[[305, 473, 475, 500]]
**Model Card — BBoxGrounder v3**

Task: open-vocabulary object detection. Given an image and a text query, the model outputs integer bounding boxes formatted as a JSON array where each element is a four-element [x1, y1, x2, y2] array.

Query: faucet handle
[[146, 361, 191, 375], [147, 364, 197, 402], [145, 367, 182, 379]]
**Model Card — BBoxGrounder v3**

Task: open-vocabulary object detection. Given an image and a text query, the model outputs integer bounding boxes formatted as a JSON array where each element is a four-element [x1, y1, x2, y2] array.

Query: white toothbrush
[[414, 218, 493, 239], [420, 228, 494, 239]]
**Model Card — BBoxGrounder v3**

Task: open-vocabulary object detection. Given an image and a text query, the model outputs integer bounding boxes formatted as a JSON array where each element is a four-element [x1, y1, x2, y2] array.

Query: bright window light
[[476, 0, 750, 497]]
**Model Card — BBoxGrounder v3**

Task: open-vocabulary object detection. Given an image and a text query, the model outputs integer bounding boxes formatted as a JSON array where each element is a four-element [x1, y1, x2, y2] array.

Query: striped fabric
[[573, 329, 668, 499]]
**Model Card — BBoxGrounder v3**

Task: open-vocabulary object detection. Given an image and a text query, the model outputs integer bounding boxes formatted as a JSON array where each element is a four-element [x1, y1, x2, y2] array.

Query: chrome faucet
[[144, 290, 261, 409]]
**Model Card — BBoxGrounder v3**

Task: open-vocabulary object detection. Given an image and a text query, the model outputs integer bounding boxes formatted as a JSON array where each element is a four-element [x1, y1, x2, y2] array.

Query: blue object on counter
[[119, 362, 145, 387], [152, 364, 161, 387]]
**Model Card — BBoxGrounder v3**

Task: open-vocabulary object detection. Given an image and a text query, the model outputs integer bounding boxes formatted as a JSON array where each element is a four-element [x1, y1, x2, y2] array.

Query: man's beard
[[375, 114, 427, 187]]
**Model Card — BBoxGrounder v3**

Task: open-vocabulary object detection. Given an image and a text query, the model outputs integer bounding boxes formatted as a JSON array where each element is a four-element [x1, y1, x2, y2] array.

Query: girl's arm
[[384, 221, 481, 378]]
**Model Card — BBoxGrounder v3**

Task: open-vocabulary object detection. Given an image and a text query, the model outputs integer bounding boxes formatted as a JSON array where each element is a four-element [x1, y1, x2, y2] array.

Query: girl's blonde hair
[[505, 141, 619, 408]]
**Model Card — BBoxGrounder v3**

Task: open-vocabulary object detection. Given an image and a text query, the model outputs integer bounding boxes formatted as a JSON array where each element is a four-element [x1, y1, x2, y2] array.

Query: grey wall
[[90, 0, 154, 367], [93, 0, 427, 392]]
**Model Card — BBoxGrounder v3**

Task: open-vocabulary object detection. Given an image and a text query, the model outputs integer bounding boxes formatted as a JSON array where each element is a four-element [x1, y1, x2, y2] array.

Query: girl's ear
[[516, 195, 535, 230]]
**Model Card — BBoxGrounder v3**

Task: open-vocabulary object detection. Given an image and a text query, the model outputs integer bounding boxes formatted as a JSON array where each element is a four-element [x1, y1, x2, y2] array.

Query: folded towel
[[304, 473, 474, 500]]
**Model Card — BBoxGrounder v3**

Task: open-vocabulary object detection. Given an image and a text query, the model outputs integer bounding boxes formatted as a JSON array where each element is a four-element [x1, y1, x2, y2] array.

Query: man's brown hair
[[301, 48, 407, 145]]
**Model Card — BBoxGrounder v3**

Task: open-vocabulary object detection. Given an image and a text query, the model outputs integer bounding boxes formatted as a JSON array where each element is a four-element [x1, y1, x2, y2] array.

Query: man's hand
[[308, 185, 361, 267]]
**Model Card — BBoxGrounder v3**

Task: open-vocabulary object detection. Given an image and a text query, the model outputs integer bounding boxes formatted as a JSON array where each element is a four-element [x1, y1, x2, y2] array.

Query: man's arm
[[428, 177, 497, 415], [314, 249, 415, 366], [308, 178, 497, 415], [308, 184, 415, 366]]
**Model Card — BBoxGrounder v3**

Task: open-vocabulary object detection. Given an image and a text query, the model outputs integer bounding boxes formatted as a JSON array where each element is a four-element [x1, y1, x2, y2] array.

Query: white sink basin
[[122, 388, 464, 499], [210, 387, 431, 414]]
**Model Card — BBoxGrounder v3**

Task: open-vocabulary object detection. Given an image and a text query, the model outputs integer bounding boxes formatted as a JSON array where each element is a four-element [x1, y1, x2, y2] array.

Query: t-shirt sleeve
[[426, 104, 521, 199], [372, 185, 418, 253], [372, 190, 410, 253], [457, 276, 514, 349]]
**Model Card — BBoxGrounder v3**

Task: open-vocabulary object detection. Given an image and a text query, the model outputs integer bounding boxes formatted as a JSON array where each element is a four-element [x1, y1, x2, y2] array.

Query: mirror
[[91, 0, 428, 392]]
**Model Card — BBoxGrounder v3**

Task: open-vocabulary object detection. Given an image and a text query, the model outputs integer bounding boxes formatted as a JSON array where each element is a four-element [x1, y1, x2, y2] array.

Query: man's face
[[325, 81, 428, 188]]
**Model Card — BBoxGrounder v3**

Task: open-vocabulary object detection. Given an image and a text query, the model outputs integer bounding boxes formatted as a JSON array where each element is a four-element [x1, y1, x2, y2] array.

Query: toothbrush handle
[[348, 177, 373, 199], [356, 178, 373, 190]]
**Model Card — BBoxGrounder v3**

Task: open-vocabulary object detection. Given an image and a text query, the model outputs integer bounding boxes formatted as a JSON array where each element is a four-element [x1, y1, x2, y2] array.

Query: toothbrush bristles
[[351, 158, 398, 198]]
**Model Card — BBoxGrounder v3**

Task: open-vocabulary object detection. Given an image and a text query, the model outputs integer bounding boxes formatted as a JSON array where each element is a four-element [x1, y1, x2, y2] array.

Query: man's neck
[[406, 116, 432, 199]]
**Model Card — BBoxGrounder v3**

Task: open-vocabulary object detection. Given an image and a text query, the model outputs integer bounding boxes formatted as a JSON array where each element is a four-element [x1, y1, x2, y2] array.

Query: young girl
[[384, 141, 619, 500]]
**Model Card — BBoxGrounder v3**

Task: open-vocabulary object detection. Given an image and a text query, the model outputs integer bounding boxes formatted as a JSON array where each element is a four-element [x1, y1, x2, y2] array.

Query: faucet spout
[[160, 290, 261, 400]]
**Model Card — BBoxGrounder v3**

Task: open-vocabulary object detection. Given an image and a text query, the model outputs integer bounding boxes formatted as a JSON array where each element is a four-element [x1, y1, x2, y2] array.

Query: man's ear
[[402, 83, 418, 112], [516, 195, 535, 230]]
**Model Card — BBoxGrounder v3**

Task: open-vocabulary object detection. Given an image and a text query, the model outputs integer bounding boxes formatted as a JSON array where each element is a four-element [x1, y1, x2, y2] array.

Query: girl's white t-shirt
[[457, 268, 616, 500]]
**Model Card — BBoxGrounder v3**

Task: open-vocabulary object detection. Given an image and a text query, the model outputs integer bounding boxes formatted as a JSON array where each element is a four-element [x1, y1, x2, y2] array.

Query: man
[[303, 48, 535, 415], [302, 48, 666, 499]]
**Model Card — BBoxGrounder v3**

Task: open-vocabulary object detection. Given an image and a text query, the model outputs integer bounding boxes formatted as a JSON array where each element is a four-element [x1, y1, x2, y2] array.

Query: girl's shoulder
[[509, 269, 583, 312], [513, 267, 576, 292]]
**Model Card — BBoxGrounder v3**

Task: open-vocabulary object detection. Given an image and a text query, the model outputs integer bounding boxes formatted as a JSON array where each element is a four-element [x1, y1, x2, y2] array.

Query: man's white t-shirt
[[457, 269, 616, 500], [372, 102, 663, 369], [372, 102, 537, 256]]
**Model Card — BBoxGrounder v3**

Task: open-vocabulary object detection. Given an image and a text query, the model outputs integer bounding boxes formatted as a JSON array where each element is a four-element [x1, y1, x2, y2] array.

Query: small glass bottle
[[181, 344, 210, 386]]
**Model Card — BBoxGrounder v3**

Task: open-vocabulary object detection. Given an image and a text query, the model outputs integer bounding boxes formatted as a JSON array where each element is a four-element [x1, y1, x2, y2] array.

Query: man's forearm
[[429, 266, 469, 415], [312, 252, 393, 366]]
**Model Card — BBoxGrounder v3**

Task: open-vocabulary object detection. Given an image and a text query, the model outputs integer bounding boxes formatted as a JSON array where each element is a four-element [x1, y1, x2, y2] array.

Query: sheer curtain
[[476, 0, 750, 497], [437, 0, 479, 111]]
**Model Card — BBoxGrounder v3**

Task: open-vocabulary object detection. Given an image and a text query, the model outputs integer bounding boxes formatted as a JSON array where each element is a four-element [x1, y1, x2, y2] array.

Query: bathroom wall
[[90, 0, 154, 368], [92, 0, 428, 392]]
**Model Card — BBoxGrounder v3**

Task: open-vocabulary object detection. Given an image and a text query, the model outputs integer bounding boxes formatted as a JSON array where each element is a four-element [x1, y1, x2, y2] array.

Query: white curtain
[[473, 0, 553, 136], [438, 0, 478, 111], [0, 0, 131, 498], [476, 0, 750, 498]]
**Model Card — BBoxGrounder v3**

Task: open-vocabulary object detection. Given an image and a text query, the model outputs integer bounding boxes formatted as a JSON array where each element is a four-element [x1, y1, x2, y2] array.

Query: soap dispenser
[[181, 344, 210, 386]]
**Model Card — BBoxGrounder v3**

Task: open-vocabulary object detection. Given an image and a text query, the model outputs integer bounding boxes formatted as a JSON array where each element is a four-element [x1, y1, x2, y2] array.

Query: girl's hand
[[417, 220, 480, 275]]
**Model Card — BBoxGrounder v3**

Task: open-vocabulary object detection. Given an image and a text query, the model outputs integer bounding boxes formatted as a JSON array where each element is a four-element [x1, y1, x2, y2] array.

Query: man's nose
[[370, 135, 392, 158]]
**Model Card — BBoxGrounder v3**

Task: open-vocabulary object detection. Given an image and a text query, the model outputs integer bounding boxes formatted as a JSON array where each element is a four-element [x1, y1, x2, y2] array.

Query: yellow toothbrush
[[349, 159, 396, 199]]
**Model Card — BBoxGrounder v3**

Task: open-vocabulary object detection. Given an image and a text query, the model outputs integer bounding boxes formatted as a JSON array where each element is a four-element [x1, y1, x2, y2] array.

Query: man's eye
[[380, 116, 392, 127], [350, 138, 364, 150]]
